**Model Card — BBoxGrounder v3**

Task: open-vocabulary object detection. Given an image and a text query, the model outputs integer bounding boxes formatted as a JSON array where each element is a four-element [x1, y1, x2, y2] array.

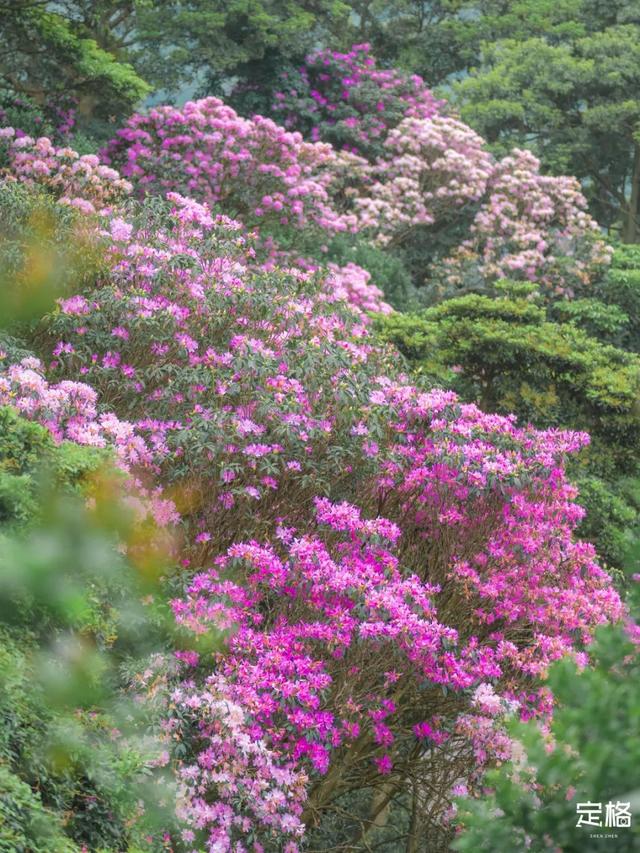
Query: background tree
[[453, 1, 640, 241], [54, 0, 353, 98], [0, 2, 149, 132]]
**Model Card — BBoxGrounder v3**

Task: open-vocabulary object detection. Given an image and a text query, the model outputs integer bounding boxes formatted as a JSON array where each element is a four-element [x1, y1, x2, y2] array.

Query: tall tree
[[54, 0, 352, 96], [452, 1, 640, 241], [0, 2, 149, 124]]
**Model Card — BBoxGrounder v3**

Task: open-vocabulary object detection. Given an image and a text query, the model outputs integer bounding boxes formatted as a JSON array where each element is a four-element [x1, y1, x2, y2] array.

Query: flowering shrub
[[102, 97, 358, 234], [0, 356, 177, 530], [352, 123, 609, 298], [0, 128, 131, 213], [269, 43, 443, 160], [100, 89, 609, 302], [441, 148, 612, 299], [375, 282, 640, 568], [46, 193, 389, 521], [170, 463, 620, 846], [0, 91, 76, 143], [39, 193, 623, 846], [0, 357, 150, 467], [324, 261, 393, 315], [353, 115, 493, 244]]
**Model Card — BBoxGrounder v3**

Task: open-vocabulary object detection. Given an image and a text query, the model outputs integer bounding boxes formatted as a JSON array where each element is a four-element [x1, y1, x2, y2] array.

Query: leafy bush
[[0, 404, 179, 850], [0, 182, 107, 330], [593, 244, 640, 352], [375, 282, 640, 566]]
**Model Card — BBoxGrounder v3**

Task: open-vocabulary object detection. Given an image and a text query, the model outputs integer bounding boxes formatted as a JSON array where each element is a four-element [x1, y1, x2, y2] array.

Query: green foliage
[[452, 1, 640, 240], [375, 281, 640, 565], [592, 244, 640, 351], [328, 235, 419, 310], [0, 182, 107, 334], [0, 403, 182, 849], [453, 581, 640, 852], [0, 3, 149, 133], [37, 1, 352, 100], [0, 761, 77, 853], [550, 298, 630, 344], [0, 405, 110, 541]]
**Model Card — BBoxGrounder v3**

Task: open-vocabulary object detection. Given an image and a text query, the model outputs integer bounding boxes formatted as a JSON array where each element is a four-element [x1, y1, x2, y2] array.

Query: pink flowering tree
[[439, 147, 614, 300], [38, 193, 623, 847], [0, 128, 131, 214], [166, 392, 622, 849], [102, 97, 358, 235], [353, 115, 493, 245], [267, 42, 443, 160], [351, 120, 610, 299]]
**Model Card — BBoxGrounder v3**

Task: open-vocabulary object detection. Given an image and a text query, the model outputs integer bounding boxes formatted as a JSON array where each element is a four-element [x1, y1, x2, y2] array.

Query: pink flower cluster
[[170, 674, 307, 850], [0, 128, 131, 213], [270, 42, 443, 160], [354, 115, 493, 243], [350, 120, 609, 297], [0, 356, 177, 529], [0, 356, 149, 466], [223, 233, 392, 317], [102, 97, 357, 233], [324, 261, 393, 315], [442, 148, 612, 298]]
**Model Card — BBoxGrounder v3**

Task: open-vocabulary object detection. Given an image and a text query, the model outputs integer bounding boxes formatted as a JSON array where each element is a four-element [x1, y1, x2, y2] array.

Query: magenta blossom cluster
[[171, 442, 620, 847], [260, 252, 393, 316], [102, 97, 358, 234], [270, 42, 443, 160], [0, 128, 131, 213]]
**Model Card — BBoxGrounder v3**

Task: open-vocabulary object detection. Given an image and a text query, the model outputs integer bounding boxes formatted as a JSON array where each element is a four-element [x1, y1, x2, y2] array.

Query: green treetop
[[452, 1, 640, 241], [0, 3, 150, 126]]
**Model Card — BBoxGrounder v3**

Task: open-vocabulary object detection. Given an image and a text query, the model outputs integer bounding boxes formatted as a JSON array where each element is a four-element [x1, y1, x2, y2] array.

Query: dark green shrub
[[0, 408, 179, 851]]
